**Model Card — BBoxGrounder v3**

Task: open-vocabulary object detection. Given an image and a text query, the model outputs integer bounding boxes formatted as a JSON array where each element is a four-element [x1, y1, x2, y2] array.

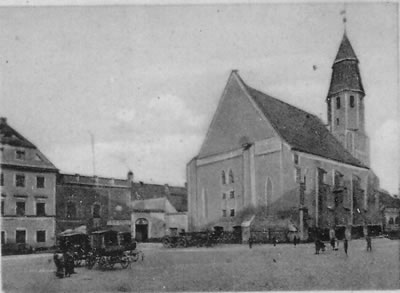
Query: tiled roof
[[0, 118, 36, 148], [378, 190, 400, 209], [334, 33, 358, 63], [328, 33, 364, 96], [237, 75, 367, 169]]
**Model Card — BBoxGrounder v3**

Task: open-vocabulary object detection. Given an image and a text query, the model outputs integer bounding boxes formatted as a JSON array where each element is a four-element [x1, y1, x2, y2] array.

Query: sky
[[0, 2, 399, 194]]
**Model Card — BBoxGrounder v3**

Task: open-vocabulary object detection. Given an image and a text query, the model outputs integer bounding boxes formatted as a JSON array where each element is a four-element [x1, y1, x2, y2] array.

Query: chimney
[[127, 170, 134, 183], [0, 117, 7, 124]]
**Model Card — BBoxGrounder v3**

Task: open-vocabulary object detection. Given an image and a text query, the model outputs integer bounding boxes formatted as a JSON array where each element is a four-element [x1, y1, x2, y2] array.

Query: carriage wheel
[[176, 238, 187, 248], [130, 251, 140, 262], [120, 256, 130, 269], [86, 255, 96, 269], [162, 237, 171, 248]]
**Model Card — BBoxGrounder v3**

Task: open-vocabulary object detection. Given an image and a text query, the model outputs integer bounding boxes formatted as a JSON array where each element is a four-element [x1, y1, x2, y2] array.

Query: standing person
[[272, 236, 277, 247], [248, 236, 253, 249], [344, 239, 348, 255], [330, 237, 335, 250], [293, 236, 297, 247], [366, 235, 372, 251], [315, 239, 320, 255]]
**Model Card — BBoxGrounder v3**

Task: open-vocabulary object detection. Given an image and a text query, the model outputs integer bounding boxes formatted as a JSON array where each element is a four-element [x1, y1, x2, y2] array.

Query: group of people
[[53, 241, 77, 278], [315, 235, 373, 256]]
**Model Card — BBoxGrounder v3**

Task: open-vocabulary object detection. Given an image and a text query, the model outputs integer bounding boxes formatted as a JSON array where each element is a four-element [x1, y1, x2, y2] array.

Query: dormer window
[[16, 150, 25, 160], [336, 97, 341, 109], [350, 95, 355, 108]]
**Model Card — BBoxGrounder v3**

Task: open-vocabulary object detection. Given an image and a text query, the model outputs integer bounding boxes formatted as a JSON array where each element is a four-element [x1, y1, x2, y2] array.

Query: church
[[187, 31, 381, 241]]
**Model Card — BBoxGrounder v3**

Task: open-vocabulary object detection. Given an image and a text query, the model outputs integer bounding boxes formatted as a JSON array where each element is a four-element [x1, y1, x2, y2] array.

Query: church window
[[295, 167, 301, 183], [221, 171, 226, 185], [336, 97, 341, 109], [229, 170, 234, 183], [294, 154, 299, 165], [350, 95, 355, 108]]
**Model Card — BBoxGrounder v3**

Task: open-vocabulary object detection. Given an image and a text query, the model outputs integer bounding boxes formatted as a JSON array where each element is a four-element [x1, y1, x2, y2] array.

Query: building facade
[[187, 32, 381, 241], [56, 171, 187, 241], [1, 117, 58, 248]]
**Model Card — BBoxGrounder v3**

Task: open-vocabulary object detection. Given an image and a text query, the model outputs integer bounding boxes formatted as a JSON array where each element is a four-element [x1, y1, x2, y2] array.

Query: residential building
[[0, 117, 58, 248]]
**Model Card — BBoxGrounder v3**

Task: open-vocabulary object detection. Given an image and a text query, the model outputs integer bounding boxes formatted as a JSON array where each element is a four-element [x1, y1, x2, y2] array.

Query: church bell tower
[[326, 32, 370, 166]]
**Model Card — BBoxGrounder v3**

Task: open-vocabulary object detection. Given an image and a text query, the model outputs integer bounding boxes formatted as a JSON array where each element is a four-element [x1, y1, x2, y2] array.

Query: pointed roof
[[334, 33, 358, 64], [0, 117, 36, 148], [328, 33, 365, 97], [234, 72, 367, 169]]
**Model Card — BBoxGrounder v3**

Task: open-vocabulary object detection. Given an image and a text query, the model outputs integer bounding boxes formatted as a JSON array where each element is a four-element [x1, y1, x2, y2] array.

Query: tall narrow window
[[230, 209, 235, 217], [336, 97, 341, 109], [15, 174, 25, 187], [229, 170, 234, 183], [230, 190, 235, 199], [36, 176, 45, 188], [336, 118, 340, 126], [1, 201, 4, 216], [221, 171, 226, 185], [350, 95, 355, 108], [16, 202, 25, 216], [346, 132, 353, 152], [0, 173, 3, 186], [16, 230, 26, 244], [93, 204, 101, 218], [36, 202, 45, 216], [1, 231, 5, 244], [66, 201, 76, 218]]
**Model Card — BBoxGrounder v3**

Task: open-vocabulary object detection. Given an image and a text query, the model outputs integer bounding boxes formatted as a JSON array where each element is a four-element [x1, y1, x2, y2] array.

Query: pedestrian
[[315, 239, 320, 254], [272, 237, 277, 247], [330, 237, 335, 250], [344, 239, 348, 255], [293, 236, 297, 247], [249, 236, 253, 249], [366, 235, 372, 251]]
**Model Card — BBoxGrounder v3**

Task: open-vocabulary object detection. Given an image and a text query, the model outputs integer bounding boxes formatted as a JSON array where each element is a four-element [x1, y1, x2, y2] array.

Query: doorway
[[135, 218, 149, 242]]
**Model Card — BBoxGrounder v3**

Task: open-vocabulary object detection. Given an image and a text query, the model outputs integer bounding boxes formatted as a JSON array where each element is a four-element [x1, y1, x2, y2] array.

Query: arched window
[[229, 170, 234, 183], [265, 178, 273, 213], [336, 97, 341, 109], [93, 203, 101, 218], [66, 201, 76, 219], [221, 171, 226, 185], [388, 217, 394, 225]]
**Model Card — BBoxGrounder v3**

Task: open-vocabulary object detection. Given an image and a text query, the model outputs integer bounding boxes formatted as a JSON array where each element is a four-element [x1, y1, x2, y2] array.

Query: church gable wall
[[199, 74, 277, 158]]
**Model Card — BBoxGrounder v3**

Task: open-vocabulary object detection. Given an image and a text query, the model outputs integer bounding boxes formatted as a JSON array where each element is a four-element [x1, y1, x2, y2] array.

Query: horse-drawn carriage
[[86, 229, 144, 270], [57, 226, 91, 267]]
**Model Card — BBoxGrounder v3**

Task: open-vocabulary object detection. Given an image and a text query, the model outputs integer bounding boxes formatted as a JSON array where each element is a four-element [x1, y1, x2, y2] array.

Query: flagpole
[[89, 131, 96, 176]]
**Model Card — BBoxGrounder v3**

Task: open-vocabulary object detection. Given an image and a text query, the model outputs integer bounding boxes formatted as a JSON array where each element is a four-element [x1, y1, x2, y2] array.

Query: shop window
[[36, 230, 46, 243]]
